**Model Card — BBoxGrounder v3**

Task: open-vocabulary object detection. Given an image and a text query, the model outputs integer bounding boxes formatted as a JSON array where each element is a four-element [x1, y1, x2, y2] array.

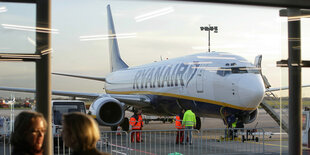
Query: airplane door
[[196, 69, 204, 93]]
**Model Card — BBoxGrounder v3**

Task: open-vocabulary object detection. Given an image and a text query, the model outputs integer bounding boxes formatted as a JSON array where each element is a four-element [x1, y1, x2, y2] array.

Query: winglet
[[107, 5, 129, 72], [254, 55, 271, 89], [254, 55, 262, 68]]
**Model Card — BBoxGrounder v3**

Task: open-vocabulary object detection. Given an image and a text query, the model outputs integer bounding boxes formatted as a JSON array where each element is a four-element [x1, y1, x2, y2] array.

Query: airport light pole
[[200, 25, 218, 52]]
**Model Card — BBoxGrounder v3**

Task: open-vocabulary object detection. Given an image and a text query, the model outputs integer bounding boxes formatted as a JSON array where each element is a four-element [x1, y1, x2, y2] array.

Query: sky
[[0, 0, 310, 98]]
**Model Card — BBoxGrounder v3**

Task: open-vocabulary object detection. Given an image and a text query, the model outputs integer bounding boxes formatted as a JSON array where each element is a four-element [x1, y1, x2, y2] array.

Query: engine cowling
[[89, 97, 125, 126], [243, 108, 259, 124]]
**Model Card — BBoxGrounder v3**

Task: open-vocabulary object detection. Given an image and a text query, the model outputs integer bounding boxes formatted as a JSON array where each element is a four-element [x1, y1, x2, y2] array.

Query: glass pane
[[1, 0, 310, 154], [0, 62, 35, 98], [0, 2, 36, 54], [302, 16, 310, 109], [52, 1, 287, 96]]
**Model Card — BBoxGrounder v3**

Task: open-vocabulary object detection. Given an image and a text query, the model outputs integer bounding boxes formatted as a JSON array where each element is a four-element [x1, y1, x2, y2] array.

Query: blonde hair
[[11, 111, 47, 147], [63, 112, 100, 151]]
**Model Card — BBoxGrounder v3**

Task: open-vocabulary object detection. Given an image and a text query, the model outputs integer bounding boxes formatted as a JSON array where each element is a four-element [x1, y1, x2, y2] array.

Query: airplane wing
[[51, 73, 151, 106], [109, 94, 151, 107], [0, 86, 151, 106], [0, 86, 100, 99], [266, 84, 310, 92], [53, 72, 106, 82]]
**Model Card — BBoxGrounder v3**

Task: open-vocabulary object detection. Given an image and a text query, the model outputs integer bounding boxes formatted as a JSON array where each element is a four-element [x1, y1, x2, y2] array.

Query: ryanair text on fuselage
[[133, 62, 201, 89]]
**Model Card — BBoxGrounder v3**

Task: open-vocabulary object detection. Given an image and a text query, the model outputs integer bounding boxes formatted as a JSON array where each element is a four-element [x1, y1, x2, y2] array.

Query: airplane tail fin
[[107, 5, 128, 72]]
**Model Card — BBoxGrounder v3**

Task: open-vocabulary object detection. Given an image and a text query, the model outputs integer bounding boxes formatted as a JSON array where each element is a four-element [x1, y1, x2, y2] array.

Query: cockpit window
[[247, 67, 260, 74], [231, 67, 247, 73], [216, 68, 231, 76], [217, 67, 260, 76]]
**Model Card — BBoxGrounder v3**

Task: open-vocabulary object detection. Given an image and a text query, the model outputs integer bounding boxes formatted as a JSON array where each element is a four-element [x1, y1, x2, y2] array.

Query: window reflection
[[217, 67, 260, 76]]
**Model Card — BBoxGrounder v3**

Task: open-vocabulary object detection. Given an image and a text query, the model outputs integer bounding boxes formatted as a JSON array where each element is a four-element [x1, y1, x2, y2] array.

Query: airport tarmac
[[0, 108, 284, 129], [0, 108, 307, 154]]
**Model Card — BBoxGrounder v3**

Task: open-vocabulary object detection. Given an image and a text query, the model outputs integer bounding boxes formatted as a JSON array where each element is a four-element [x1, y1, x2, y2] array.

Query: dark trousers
[[131, 129, 141, 142], [176, 130, 184, 144]]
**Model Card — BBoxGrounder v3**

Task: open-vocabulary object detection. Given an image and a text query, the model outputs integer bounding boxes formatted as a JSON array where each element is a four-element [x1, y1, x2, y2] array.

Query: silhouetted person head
[[184, 107, 190, 111], [62, 112, 101, 152], [11, 111, 47, 155], [137, 109, 142, 115], [134, 109, 142, 115], [179, 108, 185, 118]]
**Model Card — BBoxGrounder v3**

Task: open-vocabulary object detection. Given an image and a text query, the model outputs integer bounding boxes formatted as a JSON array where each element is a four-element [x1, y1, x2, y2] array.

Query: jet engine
[[243, 108, 259, 124], [89, 97, 125, 126]]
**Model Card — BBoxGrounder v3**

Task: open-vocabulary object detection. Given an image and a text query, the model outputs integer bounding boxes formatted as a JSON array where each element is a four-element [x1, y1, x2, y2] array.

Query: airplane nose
[[238, 75, 265, 108]]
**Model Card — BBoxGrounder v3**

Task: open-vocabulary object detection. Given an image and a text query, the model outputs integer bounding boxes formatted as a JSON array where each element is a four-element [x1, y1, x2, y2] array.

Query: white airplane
[[7, 95, 15, 105], [0, 5, 270, 130]]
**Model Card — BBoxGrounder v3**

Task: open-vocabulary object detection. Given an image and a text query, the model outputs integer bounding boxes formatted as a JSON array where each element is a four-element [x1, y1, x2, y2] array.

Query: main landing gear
[[111, 117, 130, 131], [194, 117, 201, 130]]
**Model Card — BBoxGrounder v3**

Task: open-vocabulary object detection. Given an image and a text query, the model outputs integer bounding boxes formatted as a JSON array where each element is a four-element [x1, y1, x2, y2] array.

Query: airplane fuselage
[[104, 52, 265, 119]]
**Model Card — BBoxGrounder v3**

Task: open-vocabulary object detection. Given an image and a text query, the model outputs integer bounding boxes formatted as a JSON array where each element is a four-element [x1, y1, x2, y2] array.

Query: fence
[[201, 128, 265, 154], [0, 128, 265, 155], [128, 129, 201, 155], [0, 134, 11, 155], [99, 131, 129, 154]]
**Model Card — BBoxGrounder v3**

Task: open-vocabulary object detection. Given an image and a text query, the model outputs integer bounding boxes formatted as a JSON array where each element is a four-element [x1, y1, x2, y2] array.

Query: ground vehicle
[[302, 108, 310, 146], [143, 115, 174, 124], [52, 100, 86, 153], [0, 116, 10, 142], [0, 99, 8, 108]]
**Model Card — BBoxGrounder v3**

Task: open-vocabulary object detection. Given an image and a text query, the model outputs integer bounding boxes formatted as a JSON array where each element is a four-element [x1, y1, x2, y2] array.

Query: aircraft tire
[[255, 137, 259, 142], [242, 135, 245, 142], [195, 117, 201, 130], [121, 117, 129, 131]]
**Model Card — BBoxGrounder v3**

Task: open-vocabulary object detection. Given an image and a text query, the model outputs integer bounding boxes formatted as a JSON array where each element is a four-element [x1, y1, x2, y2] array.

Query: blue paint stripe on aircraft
[[148, 94, 251, 118], [106, 90, 257, 111]]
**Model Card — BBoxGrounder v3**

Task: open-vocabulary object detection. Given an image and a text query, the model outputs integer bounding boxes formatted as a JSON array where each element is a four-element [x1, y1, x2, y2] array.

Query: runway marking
[[263, 143, 310, 150], [107, 142, 157, 155], [112, 150, 127, 155], [108, 143, 133, 150], [130, 148, 157, 155], [246, 141, 288, 148]]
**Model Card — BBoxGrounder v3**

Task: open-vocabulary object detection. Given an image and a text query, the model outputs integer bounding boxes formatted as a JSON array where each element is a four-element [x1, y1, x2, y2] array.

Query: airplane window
[[231, 67, 243, 73], [247, 67, 260, 74], [216, 69, 224, 76], [217, 67, 260, 76], [232, 67, 261, 74], [216, 68, 231, 76]]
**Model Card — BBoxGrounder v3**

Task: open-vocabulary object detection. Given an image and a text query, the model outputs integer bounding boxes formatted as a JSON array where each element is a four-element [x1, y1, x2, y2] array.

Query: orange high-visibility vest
[[175, 115, 183, 129], [130, 114, 143, 130], [138, 115, 144, 127]]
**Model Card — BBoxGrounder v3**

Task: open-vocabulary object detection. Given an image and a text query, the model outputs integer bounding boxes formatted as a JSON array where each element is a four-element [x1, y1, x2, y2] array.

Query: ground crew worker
[[226, 114, 237, 139], [175, 109, 185, 144], [231, 118, 238, 138], [226, 114, 236, 129], [130, 109, 143, 143], [182, 108, 196, 145]]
